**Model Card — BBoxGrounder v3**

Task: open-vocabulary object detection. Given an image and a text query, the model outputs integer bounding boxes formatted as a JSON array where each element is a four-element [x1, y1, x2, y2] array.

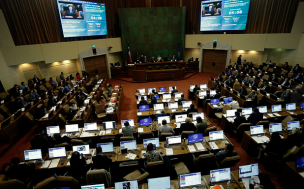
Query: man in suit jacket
[[35, 105, 46, 119], [33, 75, 41, 84], [294, 72, 303, 81], [242, 76, 250, 84], [186, 104, 198, 116], [171, 55, 177, 61], [251, 78, 258, 88], [196, 117, 208, 133], [248, 61, 253, 68], [282, 62, 290, 71], [239, 86, 247, 96], [7, 157, 36, 182], [58, 87, 66, 99], [280, 89, 291, 102], [178, 94, 187, 105], [234, 71, 241, 79], [237, 55, 242, 65], [271, 74, 279, 83], [233, 63, 238, 70], [247, 108, 263, 125], [10, 84, 20, 96], [248, 69, 254, 77], [215, 144, 237, 163], [139, 96, 148, 105], [171, 86, 178, 95], [260, 82, 271, 93], [150, 56, 156, 62], [225, 77, 234, 88], [180, 117, 196, 134], [293, 64, 301, 72], [150, 94, 157, 108], [92, 146, 112, 171], [246, 90, 257, 101], [232, 111, 246, 130], [193, 84, 200, 94]]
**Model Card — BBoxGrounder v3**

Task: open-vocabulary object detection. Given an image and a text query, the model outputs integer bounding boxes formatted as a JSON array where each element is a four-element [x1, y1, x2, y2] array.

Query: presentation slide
[[57, 0, 107, 37], [200, 0, 251, 31]]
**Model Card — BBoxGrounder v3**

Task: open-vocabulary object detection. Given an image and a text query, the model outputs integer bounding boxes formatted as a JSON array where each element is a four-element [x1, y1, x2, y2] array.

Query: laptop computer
[[239, 163, 259, 178], [24, 149, 42, 161], [72, 145, 90, 155], [139, 118, 152, 126], [250, 125, 264, 136], [96, 142, 114, 153], [121, 119, 135, 127], [148, 176, 170, 189], [81, 184, 105, 189], [180, 172, 201, 188], [210, 168, 231, 183], [115, 181, 138, 189], [102, 121, 115, 130], [188, 133, 203, 144], [209, 130, 224, 141], [48, 147, 67, 158], [269, 123, 282, 133], [138, 105, 149, 112]]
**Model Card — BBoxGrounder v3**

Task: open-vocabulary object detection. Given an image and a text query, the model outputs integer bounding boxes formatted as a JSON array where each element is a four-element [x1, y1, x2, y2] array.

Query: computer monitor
[[139, 118, 152, 126], [210, 168, 231, 183], [269, 123, 282, 133], [239, 163, 259, 178], [271, 104, 282, 112], [84, 122, 98, 131], [166, 135, 181, 145], [138, 105, 149, 112], [296, 156, 304, 169], [175, 114, 187, 123], [192, 112, 204, 120], [226, 109, 237, 117], [180, 172, 202, 187], [120, 140, 137, 150], [209, 130, 224, 141], [102, 121, 115, 130], [115, 180, 138, 189], [175, 93, 183, 98], [154, 94, 160, 100], [250, 125, 264, 135], [188, 133, 203, 144], [190, 85, 195, 90], [72, 145, 90, 155], [287, 121, 300, 130], [96, 142, 114, 153], [223, 97, 233, 104], [81, 184, 105, 189], [163, 94, 171, 99], [182, 101, 192, 108], [24, 149, 42, 161], [154, 103, 164, 111], [286, 103, 296, 111], [168, 102, 178, 109], [65, 124, 79, 133], [200, 84, 207, 89], [148, 176, 170, 189], [121, 119, 135, 127], [242, 108, 253, 115], [210, 99, 220, 105], [257, 106, 267, 113], [157, 116, 170, 125], [143, 138, 160, 149], [148, 88, 156, 94], [46, 126, 60, 136], [137, 95, 147, 101], [169, 86, 176, 92], [210, 90, 216, 95], [138, 88, 145, 94], [48, 147, 66, 158], [159, 87, 166, 92], [301, 103, 304, 109], [198, 91, 207, 96]]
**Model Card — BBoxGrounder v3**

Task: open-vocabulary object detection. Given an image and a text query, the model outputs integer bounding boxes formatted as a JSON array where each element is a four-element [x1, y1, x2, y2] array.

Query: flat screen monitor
[[138, 105, 149, 112], [115, 180, 138, 189], [96, 142, 113, 153], [199, 91, 207, 96], [296, 156, 304, 169], [242, 108, 252, 115], [120, 140, 137, 150], [159, 87, 166, 92], [48, 147, 66, 158], [190, 85, 195, 90], [180, 172, 202, 187], [286, 103, 296, 111], [102, 121, 115, 129], [65, 124, 79, 133], [121, 119, 135, 127], [188, 133, 203, 144], [210, 90, 216, 95], [301, 103, 304, 109], [210, 168, 231, 183], [192, 112, 204, 120], [154, 103, 164, 111], [287, 121, 300, 131], [250, 125, 264, 135], [223, 97, 232, 104], [257, 106, 267, 113], [56, 0, 107, 38], [182, 101, 192, 108], [169, 86, 176, 92], [168, 102, 178, 109], [209, 130, 224, 141], [175, 114, 187, 123], [226, 109, 237, 117], [155, 94, 160, 100], [46, 126, 60, 136], [200, 84, 207, 89], [271, 104, 282, 113], [24, 149, 42, 161], [239, 163, 259, 178], [269, 123, 282, 133], [81, 184, 105, 189], [138, 96, 147, 101], [200, 0, 251, 31], [163, 94, 171, 99], [148, 88, 156, 94], [143, 138, 160, 149], [84, 122, 97, 131], [72, 145, 90, 155], [157, 116, 170, 125], [148, 176, 170, 189], [175, 93, 183, 98], [138, 88, 145, 94], [139, 118, 152, 126], [210, 99, 220, 105], [166, 135, 181, 145]]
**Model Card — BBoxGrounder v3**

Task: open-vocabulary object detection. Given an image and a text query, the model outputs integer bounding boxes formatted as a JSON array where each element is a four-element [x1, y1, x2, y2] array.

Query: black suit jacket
[[261, 85, 271, 93], [239, 88, 247, 96], [247, 112, 263, 125], [59, 90, 66, 98], [271, 77, 278, 83], [293, 66, 301, 72], [186, 108, 198, 116], [33, 77, 41, 84], [139, 100, 148, 105], [233, 116, 247, 129], [180, 122, 196, 134], [237, 57, 241, 65], [216, 150, 237, 163], [92, 154, 112, 170], [251, 81, 258, 88]]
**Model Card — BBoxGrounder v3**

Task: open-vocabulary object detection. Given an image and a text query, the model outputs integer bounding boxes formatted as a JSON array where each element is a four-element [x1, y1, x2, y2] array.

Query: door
[[202, 49, 227, 74], [83, 55, 108, 78]]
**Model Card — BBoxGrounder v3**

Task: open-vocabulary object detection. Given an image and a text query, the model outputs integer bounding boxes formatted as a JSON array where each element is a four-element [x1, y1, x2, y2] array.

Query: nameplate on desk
[[195, 143, 205, 150], [138, 128, 144, 133], [187, 145, 196, 152], [137, 112, 142, 116], [99, 131, 105, 135]]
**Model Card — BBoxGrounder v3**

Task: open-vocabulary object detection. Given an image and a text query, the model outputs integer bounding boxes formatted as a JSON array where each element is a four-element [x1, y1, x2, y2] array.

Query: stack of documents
[[187, 145, 196, 152], [49, 159, 60, 169], [165, 148, 173, 155], [125, 153, 137, 160], [195, 143, 205, 150], [40, 160, 51, 169], [209, 142, 219, 150]]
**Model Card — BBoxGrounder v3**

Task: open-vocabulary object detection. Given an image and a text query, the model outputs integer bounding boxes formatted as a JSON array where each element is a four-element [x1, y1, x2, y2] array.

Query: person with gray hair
[[180, 117, 196, 134], [158, 120, 174, 137]]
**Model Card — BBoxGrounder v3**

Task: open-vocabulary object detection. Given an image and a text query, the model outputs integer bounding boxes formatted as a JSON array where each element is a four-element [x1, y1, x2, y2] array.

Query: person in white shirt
[[230, 97, 239, 109]]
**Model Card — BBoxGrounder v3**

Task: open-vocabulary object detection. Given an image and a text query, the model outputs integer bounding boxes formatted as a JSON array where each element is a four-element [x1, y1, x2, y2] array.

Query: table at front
[[133, 69, 185, 82], [278, 161, 304, 188]]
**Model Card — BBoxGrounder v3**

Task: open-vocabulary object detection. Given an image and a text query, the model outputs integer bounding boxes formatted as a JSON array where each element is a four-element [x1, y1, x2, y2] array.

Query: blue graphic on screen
[[140, 118, 152, 126], [211, 99, 220, 105], [223, 97, 232, 104], [296, 156, 304, 169], [159, 87, 166, 92], [301, 103, 304, 109], [57, 0, 107, 37], [139, 105, 149, 112], [155, 94, 160, 100], [188, 133, 203, 144], [200, 0, 251, 31]]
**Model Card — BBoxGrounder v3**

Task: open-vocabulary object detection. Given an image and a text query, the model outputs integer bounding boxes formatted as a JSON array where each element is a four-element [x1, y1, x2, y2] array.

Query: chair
[[159, 133, 173, 141], [71, 139, 86, 145], [45, 83, 53, 89], [56, 77, 62, 83], [0, 114, 5, 122], [204, 126, 217, 136], [139, 131, 153, 140], [297, 145, 304, 156], [40, 85, 47, 92], [233, 82, 241, 91], [0, 178, 28, 189], [86, 169, 111, 188], [282, 116, 294, 129], [193, 153, 217, 175], [103, 91, 110, 101], [123, 170, 149, 183], [24, 94, 30, 102], [246, 88, 252, 94], [172, 65, 177, 69], [156, 66, 161, 70], [145, 161, 165, 178], [181, 131, 194, 139], [233, 123, 252, 142], [288, 72, 296, 78], [54, 90, 59, 96], [173, 161, 190, 175], [95, 104, 107, 119], [218, 155, 241, 168], [282, 146, 299, 162], [147, 66, 153, 70], [0, 92, 9, 101], [262, 75, 269, 80], [43, 99, 48, 107], [281, 70, 288, 75], [0, 105, 11, 116], [274, 91, 283, 98], [164, 65, 169, 69], [58, 114, 67, 126], [215, 104, 231, 125], [34, 176, 79, 189], [256, 121, 269, 128], [69, 98, 78, 106], [62, 104, 70, 116], [24, 112, 35, 125], [120, 136, 134, 141]]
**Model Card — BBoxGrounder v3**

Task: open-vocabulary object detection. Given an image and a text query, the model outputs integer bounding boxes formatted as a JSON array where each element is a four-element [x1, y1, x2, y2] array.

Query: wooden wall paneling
[[202, 50, 227, 74]]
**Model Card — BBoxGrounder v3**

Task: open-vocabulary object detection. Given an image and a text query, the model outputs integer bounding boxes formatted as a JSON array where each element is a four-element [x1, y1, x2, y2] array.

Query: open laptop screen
[[24, 149, 42, 161]]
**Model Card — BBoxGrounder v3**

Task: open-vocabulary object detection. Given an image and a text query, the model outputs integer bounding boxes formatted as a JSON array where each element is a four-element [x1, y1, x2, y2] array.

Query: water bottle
[[226, 181, 230, 189]]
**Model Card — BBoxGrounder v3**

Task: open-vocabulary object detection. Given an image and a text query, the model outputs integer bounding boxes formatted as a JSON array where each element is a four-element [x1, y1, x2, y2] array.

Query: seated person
[[217, 74, 223, 81], [12, 97, 25, 112], [266, 60, 272, 66], [50, 133, 71, 145], [171, 86, 178, 95], [79, 89, 88, 98], [251, 78, 258, 88], [60, 72, 65, 80], [270, 74, 278, 83], [284, 127, 302, 148], [145, 143, 163, 163], [48, 77, 56, 86], [158, 120, 174, 137], [76, 73, 81, 80], [280, 89, 291, 102], [231, 111, 246, 130], [171, 55, 177, 61], [151, 89, 158, 95], [186, 104, 198, 116], [193, 84, 200, 94], [212, 89, 222, 99], [214, 81, 221, 91], [122, 121, 134, 138], [71, 102, 78, 113], [239, 86, 248, 96], [294, 72, 303, 80], [243, 60, 247, 67], [224, 76, 234, 88], [135, 89, 140, 97], [92, 146, 112, 170], [31, 128, 51, 153], [246, 90, 257, 101], [19, 82, 28, 90], [196, 117, 208, 133], [178, 94, 187, 105], [65, 5, 77, 18], [247, 108, 263, 125], [10, 84, 20, 96], [70, 152, 87, 178], [150, 56, 156, 62], [292, 64, 301, 72], [150, 94, 157, 107], [58, 87, 66, 99], [64, 83, 71, 93], [227, 69, 233, 76], [282, 62, 290, 71], [35, 105, 46, 119], [260, 82, 271, 93], [234, 71, 241, 79], [48, 95, 57, 108], [7, 157, 35, 182], [215, 144, 237, 163], [242, 76, 250, 84], [157, 55, 162, 62], [248, 69, 254, 77], [280, 77, 290, 87], [139, 96, 148, 105], [107, 84, 113, 96], [180, 117, 196, 133], [66, 106, 75, 120], [248, 61, 253, 68], [232, 63, 238, 70], [230, 97, 239, 109]]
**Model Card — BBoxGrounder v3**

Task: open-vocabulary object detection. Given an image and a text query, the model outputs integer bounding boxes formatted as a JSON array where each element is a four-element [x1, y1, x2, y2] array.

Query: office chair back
[[233, 82, 241, 91], [0, 179, 27, 189], [195, 153, 217, 175], [92, 100, 98, 106], [54, 90, 59, 96], [120, 136, 134, 141], [34, 176, 79, 189], [56, 77, 61, 83], [58, 114, 67, 125], [24, 94, 30, 102], [70, 139, 86, 145], [40, 85, 47, 92], [222, 104, 231, 114], [139, 131, 153, 140], [204, 126, 216, 136], [262, 75, 269, 80], [255, 120, 269, 128], [262, 66, 268, 71], [145, 161, 164, 178], [43, 99, 48, 107], [45, 83, 52, 89], [220, 155, 241, 168], [282, 116, 294, 129], [95, 104, 105, 114], [283, 146, 299, 162], [235, 123, 251, 142], [147, 66, 153, 70], [86, 169, 111, 188], [0, 105, 10, 115], [63, 104, 70, 114], [25, 112, 34, 123], [37, 104, 43, 109], [181, 131, 194, 139], [0, 113, 5, 122], [159, 133, 173, 141], [123, 170, 149, 183], [156, 66, 161, 70], [69, 98, 78, 106]]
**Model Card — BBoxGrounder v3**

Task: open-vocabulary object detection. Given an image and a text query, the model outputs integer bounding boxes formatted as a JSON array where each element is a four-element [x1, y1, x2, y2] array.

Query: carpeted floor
[[0, 72, 284, 188]]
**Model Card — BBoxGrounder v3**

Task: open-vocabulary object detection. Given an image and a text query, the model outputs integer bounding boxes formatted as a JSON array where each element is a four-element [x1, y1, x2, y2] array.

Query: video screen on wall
[[56, 0, 107, 37], [200, 0, 251, 31]]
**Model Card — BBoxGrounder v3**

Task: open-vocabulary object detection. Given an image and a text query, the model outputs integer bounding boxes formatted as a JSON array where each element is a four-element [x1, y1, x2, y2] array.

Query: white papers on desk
[[166, 148, 173, 155], [263, 116, 267, 119], [171, 109, 176, 112], [106, 130, 112, 134], [244, 115, 250, 119], [137, 112, 142, 116], [199, 96, 204, 99], [40, 160, 51, 169], [119, 129, 122, 133], [209, 142, 219, 150], [175, 123, 181, 128], [288, 111, 295, 115], [156, 110, 161, 114], [99, 131, 105, 135], [227, 118, 234, 122], [49, 159, 60, 169], [125, 153, 137, 160], [61, 133, 67, 137], [273, 113, 281, 116], [66, 161, 70, 166], [252, 136, 269, 144], [267, 113, 275, 117], [42, 114, 49, 119], [187, 145, 196, 152], [195, 143, 205, 151], [213, 105, 218, 108], [138, 128, 144, 133]]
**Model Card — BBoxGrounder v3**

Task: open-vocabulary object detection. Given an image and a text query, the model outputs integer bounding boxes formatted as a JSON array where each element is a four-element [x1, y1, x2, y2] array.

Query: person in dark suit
[[7, 157, 35, 182], [293, 64, 301, 72], [246, 90, 257, 101], [33, 75, 40, 84], [232, 111, 247, 130], [242, 76, 250, 84], [31, 128, 51, 153], [214, 81, 221, 91], [186, 104, 197, 116], [215, 144, 237, 163], [233, 71, 241, 79], [66, 106, 75, 120], [180, 117, 196, 134], [65, 5, 77, 18], [150, 56, 156, 62], [260, 82, 271, 93], [248, 69, 254, 77], [152, 89, 158, 95], [282, 62, 290, 71], [239, 86, 247, 96], [237, 55, 242, 65], [150, 94, 157, 108], [82, 70, 89, 78], [248, 61, 253, 68], [218, 74, 223, 81], [35, 105, 46, 119], [70, 151, 87, 178], [224, 76, 234, 88], [48, 95, 57, 109], [143, 56, 148, 63], [196, 117, 208, 133], [213, 90, 222, 99], [178, 94, 187, 105], [266, 60, 273, 66], [10, 84, 20, 97], [171, 55, 177, 61], [12, 97, 24, 113], [294, 72, 303, 80], [284, 128, 302, 148], [243, 60, 247, 67], [247, 108, 263, 125], [139, 96, 148, 105], [58, 87, 66, 99], [270, 74, 279, 83], [233, 63, 238, 70], [171, 86, 178, 95], [193, 84, 200, 94], [251, 78, 258, 88], [280, 89, 291, 102], [86, 83, 93, 94], [92, 146, 112, 171]]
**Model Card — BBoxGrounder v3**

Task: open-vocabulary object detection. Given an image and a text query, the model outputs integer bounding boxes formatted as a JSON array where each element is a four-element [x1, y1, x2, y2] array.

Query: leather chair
[[139, 131, 154, 140], [147, 66, 153, 70], [24, 94, 30, 102], [280, 70, 288, 75], [0, 178, 27, 189], [54, 90, 59, 96], [40, 85, 47, 92], [256, 120, 269, 128], [233, 123, 251, 142], [43, 99, 48, 107], [173, 161, 190, 175], [0, 114, 5, 122], [172, 65, 177, 69], [282, 116, 294, 129], [58, 114, 67, 126], [120, 136, 134, 141], [233, 82, 241, 91], [215, 104, 231, 125], [71, 139, 86, 145], [24, 112, 35, 125], [86, 169, 111, 188], [159, 133, 173, 142], [62, 104, 70, 115], [262, 66, 268, 71], [45, 82, 52, 89], [69, 98, 78, 106], [0, 104, 11, 116], [0, 92, 9, 101], [218, 155, 241, 168], [282, 146, 299, 162], [95, 104, 107, 119], [193, 153, 217, 175], [103, 91, 110, 101], [274, 91, 283, 98], [156, 66, 161, 70], [262, 75, 269, 80], [288, 72, 296, 78], [204, 126, 216, 136], [164, 65, 169, 69], [123, 170, 149, 183], [181, 131, 194, 139], [34, 176, 79, 189], [56, 77, 62, 83], [145, 161, 165, 178]]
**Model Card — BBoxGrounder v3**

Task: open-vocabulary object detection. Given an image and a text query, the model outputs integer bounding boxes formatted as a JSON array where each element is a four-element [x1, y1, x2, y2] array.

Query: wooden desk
[[127, 65, 134, 77], [133, 69, 185, 82], [110, 67, 122, 76], [189, 61, 199, 69], [203, 170, 242, 189], [278, 161, 304, 188], [133, 61, 186, 70]]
